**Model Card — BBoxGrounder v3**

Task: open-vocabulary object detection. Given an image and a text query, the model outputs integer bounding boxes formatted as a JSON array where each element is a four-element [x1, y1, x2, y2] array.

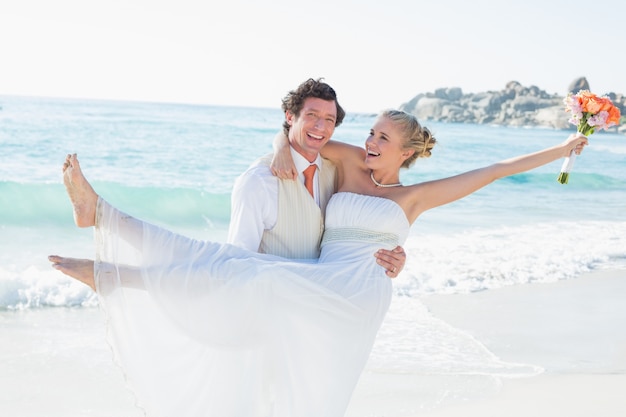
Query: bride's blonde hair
[[380, 109, 436, 168]]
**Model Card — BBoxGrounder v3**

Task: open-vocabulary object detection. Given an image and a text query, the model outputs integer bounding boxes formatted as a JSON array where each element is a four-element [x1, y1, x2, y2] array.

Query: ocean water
[[1, 95, 625, 382]]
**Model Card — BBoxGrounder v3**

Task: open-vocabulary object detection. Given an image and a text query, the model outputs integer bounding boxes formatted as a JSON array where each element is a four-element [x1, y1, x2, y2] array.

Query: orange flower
[[577, 90, 594, 111], [585, 95, 614, 113], [577, 91, 595, 100], [607, 105, 622, 126]]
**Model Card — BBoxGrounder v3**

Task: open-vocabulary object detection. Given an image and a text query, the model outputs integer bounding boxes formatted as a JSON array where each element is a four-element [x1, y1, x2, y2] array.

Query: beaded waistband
[[321, 227, 399, 247]]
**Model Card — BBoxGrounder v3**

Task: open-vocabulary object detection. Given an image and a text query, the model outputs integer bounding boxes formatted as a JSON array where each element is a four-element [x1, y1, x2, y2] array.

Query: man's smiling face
[[286, 97, 337, 162]]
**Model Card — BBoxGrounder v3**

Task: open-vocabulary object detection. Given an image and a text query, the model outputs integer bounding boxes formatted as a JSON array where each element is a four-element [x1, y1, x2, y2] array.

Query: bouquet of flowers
[[558, 90, 621, 184]]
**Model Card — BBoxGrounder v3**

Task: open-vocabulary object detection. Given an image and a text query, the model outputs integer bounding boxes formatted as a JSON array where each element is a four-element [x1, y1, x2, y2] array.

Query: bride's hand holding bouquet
[[558, 90, 621, 184]]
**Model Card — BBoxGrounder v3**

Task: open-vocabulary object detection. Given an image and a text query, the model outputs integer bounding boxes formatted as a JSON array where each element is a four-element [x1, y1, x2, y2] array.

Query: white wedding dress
[[94, 192, 409, 417]]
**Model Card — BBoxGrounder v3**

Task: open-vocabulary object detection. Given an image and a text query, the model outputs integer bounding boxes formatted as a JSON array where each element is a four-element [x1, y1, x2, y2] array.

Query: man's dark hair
[[281, 78, 346, 135]]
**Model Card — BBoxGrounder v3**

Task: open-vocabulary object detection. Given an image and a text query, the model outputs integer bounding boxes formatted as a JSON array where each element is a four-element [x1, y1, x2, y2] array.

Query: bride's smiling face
[[364, 116, 410, 170]]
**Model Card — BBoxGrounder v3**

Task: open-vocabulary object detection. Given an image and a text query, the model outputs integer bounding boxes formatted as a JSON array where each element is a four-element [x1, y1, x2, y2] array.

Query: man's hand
[[374, 246, 406, 278]]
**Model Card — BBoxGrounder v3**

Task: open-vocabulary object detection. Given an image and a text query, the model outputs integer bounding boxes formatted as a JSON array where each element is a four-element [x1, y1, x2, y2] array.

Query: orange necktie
[[303, 164, 316, 198]]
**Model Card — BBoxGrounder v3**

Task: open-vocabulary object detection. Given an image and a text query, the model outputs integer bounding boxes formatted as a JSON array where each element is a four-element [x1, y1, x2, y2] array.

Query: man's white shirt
[[227, 147, 322, 252]]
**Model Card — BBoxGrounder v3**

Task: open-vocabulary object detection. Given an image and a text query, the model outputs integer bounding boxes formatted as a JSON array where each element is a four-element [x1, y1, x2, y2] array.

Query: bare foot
[[49, 255, 96, 291], [63, 154, 98, 227]]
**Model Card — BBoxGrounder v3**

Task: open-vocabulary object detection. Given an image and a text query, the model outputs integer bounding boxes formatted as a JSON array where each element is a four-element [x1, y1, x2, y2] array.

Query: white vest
[[259, 156, 336, 259]]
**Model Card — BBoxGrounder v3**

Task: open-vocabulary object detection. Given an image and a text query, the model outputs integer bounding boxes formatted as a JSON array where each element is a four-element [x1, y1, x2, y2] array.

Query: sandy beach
[[0, 307, 141, 417], [347, 269, 626, 417], [2, 269, 625, 416]]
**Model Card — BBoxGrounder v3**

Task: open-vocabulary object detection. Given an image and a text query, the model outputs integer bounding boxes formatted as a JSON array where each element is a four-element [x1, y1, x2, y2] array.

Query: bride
[[50, 109, 587, 417]]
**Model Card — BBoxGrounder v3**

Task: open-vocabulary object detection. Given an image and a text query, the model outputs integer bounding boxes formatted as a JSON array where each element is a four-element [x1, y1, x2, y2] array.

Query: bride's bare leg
[[63, 153, 98, 227], [48, 255, 95, 291]]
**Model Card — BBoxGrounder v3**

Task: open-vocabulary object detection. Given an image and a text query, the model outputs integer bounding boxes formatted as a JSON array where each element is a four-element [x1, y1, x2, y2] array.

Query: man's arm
[[227, 167, 276, 252]]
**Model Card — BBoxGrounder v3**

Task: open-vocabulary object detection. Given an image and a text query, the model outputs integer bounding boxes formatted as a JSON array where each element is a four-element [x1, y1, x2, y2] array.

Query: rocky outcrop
[[400, 78, 626, 134], [567, 77, 590, 94]]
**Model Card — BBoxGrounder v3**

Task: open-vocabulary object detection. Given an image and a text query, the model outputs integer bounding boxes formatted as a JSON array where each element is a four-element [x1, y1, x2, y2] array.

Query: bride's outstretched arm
[[405, 133, 589, 222]]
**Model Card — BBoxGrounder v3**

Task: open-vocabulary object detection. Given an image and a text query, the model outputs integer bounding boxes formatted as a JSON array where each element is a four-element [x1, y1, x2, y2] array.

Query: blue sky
[[1, 0, 624, 113]]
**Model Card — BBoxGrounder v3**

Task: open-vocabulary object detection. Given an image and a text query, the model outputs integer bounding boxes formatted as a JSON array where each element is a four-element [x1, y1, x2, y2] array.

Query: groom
[[228, 78, 406, 276]]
